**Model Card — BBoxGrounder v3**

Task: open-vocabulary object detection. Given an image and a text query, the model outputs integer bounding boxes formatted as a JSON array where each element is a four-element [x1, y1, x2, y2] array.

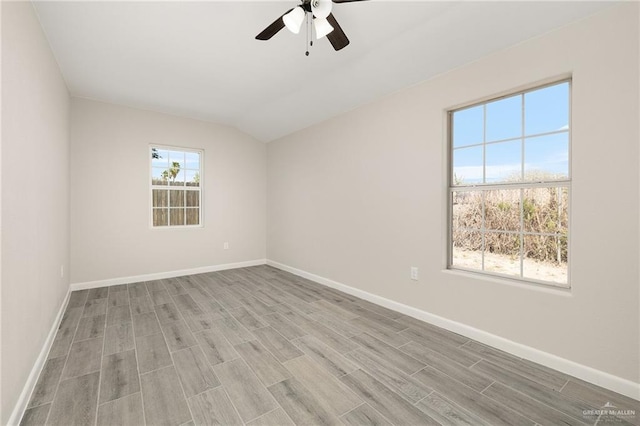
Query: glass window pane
[[453, 106, 483, 148], [486, 94, 522, 142], [483, 232, 521, 277], [185, 170, 200, 187], [170, 208, 185, 226], [484, 189, 520, 232], [185, 152, 200, 170], [453, 145, 483, 185], [151, 148, 169, 167], [523, 234, 567, 284], [152, 190, 168, 208], [152, 168, 168, 186], [169, 169, 185, 186], [525, 82, 569, 136], [186, 208, 199, 226], [524, 133, 569, 180], [169, 150, 185, 166], [153, 208, 168, 227], [452, 191, 482, 230], [485, 140, 522, 183], [451, 230, 482, 270], [170, 190, 185, 207], [523, 187, 566, 233], [186, 191, 199, 207]]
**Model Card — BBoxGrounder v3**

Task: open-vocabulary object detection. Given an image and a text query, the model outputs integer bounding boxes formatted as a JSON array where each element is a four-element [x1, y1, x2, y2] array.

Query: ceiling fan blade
[[332, 0, 369, 3], [255, 8, 293, 40], [326, 13, 350, 51]]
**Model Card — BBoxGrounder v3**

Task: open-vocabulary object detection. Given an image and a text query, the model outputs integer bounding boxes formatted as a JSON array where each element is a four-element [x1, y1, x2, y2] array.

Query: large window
[[449, 81, 570, 286], [150, 146, 202, 227]]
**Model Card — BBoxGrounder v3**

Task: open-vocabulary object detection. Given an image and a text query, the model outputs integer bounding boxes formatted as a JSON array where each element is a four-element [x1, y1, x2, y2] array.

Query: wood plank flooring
[[21, 265, 639, 426]]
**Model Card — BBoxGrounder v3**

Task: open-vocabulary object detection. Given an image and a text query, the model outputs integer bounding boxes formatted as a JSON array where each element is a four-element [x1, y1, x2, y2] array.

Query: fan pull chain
[[305, 12, 311, 56], [310, 14, 314, 48]]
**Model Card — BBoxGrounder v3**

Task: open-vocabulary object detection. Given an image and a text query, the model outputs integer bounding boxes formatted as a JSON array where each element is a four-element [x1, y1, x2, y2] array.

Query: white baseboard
[[266, 259, 640, 401], [8, 289, 71, 426], [70, 259, 267, 291]]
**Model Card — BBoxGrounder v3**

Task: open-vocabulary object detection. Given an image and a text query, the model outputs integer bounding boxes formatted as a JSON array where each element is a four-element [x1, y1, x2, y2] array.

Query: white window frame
[[447, 79, 571, 288], [149, 145, 203, 229]]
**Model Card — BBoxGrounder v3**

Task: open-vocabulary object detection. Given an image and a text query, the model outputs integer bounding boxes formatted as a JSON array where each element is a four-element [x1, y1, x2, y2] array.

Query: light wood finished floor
[[21, 265, 639, 426]]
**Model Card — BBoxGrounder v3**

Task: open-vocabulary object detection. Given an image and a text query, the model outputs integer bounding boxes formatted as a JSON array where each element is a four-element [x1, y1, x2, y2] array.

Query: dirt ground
[[452, 248, 567, 285]]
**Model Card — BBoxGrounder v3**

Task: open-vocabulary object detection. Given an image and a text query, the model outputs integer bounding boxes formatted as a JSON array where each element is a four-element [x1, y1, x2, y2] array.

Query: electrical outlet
[[60, 265, 64, 278], [223, 242, 229, 250], [410, 267, 419, 281]]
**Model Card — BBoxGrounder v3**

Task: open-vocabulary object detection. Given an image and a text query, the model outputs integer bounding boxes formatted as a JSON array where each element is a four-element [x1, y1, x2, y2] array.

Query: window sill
[[442, 267, 573, 296], [150, 225, 204, 230]]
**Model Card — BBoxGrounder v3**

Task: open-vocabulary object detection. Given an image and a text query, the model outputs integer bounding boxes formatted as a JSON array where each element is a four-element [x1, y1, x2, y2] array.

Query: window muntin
[[449, 81, 570, 287], [150, 146, 202, 228]]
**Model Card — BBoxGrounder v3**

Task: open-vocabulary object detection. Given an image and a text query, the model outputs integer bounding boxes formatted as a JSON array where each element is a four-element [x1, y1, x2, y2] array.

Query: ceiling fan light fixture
[[313, 17, 334, 39], [283, 6, 305, 34], [311, 0, 332, 19]]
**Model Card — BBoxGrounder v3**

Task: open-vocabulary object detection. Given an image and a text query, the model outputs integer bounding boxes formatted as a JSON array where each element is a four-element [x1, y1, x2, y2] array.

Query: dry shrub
[[453, 186, 568, 264]]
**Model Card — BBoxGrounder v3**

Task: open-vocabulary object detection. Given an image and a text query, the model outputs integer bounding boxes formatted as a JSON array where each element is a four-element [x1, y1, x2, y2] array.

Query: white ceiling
[[33, 1, 613, 142]]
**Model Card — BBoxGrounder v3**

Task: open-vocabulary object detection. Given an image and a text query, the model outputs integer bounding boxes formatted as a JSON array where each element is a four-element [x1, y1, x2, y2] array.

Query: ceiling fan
[[256, 0, 368, 52]]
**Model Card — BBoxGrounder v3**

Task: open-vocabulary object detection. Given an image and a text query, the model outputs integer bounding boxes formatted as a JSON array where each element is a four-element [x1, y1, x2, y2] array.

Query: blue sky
[[152, 149, 200, 169], [453, 82, 569, 184], [151, 149, 201, 184]]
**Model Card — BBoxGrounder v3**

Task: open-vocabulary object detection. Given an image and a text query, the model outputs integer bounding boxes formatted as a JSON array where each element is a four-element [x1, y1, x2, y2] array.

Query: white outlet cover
[[410, 267, 419, 280]]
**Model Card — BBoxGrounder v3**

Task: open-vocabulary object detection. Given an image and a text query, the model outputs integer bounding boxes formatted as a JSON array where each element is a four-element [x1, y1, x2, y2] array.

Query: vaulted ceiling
[[33, 1, 612, 142]]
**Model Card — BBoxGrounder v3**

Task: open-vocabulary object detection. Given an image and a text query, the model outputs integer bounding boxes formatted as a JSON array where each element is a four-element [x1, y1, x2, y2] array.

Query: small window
[[449, 81, 570, 287], [150, 146, 202, 228]]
